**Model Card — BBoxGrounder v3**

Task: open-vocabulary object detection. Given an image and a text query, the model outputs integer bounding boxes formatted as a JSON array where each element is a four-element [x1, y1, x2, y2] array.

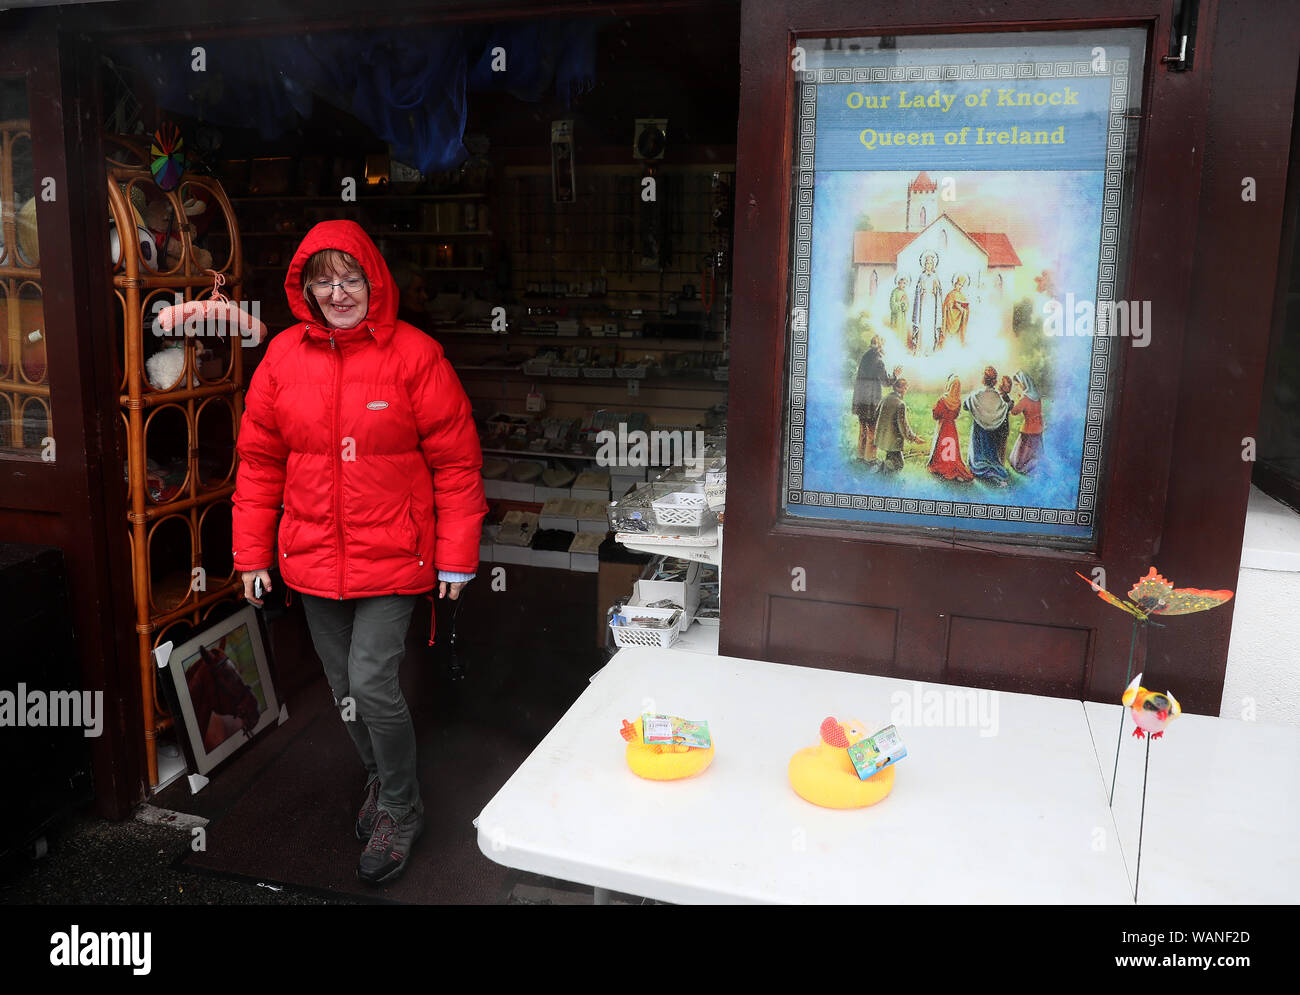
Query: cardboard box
[[629, 561, 701, 625], [575, 499, 610, 533], [531, 548, 571, 570], [491, 544, 532, 566], [569, 551, 599, 572], [485, 481, 536, 502], [597, 560, 648, 648], [611, 471, 646, 498], [571, 470, 611, 503]]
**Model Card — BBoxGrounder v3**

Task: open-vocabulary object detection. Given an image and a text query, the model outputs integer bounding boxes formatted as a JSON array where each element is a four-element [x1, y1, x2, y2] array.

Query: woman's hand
[[241, 569, 272, 606], [439, 580, 468, 600]]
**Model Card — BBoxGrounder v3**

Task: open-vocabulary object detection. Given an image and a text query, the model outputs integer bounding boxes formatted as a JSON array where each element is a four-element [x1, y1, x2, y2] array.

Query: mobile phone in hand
[[254, 576, 264, 601]]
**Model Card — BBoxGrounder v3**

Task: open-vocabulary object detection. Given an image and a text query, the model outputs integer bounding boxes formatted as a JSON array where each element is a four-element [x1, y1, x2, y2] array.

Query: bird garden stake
[[1122, 672, 1180, 903], [1075, 568, 1232, 806], [1135, 731, 1152, 903]]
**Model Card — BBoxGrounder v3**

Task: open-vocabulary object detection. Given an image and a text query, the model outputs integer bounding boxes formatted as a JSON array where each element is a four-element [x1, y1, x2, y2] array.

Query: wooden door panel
[[945, 615, 1092, 698], [766, 595, 897, 674]]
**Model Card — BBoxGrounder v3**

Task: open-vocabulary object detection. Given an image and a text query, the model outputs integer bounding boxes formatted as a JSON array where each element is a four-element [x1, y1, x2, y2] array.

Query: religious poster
[[782, 30, 1146, 546]]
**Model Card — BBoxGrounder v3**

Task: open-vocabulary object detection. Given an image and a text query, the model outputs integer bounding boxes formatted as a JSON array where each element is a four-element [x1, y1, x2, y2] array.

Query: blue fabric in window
[[114, 20, 599, 176]]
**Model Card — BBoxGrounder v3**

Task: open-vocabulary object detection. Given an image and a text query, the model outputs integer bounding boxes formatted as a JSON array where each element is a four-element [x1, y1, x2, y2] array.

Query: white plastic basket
[[652, 491, 710, 527], [582, 366, 615, 378], [522, 358, 552, 376], [615, 364, 648, 379], [609, 605, 683, 648], [550, 365, 581, 377]]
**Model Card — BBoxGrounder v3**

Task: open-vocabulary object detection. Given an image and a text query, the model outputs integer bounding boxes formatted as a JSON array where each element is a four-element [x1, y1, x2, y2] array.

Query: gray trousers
[[298, 592, 422, 822]]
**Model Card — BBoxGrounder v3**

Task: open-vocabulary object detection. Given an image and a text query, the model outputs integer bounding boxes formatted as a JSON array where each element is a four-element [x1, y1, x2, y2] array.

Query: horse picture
[[185, 640, 262, 752]]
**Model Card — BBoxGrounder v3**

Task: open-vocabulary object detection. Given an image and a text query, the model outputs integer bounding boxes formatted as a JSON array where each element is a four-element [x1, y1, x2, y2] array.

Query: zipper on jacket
[[331, 332, 346, 599]]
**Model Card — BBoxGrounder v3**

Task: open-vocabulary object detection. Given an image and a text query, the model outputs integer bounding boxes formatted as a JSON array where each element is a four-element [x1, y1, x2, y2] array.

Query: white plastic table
[[475, 646, 1136, 903], [1085, 700, 1300, 904]]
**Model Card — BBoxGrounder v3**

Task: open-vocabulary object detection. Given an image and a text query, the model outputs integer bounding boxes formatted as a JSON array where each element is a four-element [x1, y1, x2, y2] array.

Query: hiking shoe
[[357, 808, 424, 884], [355, 776, 382, 841]]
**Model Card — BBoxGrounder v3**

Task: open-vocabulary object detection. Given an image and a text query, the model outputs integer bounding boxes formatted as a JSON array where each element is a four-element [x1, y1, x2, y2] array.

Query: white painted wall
[[1220, 486, 1300, 726]]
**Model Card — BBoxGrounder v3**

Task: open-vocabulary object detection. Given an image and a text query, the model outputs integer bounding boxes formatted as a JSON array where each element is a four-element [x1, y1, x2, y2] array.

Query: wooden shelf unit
[[106, 134, 250, 789]]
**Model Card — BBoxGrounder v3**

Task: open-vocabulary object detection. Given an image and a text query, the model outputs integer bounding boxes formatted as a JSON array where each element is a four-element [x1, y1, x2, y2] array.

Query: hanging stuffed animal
[[154, 269, 267, 347]]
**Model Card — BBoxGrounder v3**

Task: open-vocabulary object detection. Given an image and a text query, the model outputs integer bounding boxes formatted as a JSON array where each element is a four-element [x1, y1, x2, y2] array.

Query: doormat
[[175, 691, 538, 904]]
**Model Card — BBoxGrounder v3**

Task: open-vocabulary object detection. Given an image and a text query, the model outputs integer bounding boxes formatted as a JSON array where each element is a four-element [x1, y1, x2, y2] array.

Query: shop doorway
[[69, 0, 741, 809]]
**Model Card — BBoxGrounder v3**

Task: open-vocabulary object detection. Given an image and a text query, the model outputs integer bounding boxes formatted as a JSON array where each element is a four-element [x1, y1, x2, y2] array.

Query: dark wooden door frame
[[1147, 2, 1300, 709], [1, 24, 145, 818], [719, 0, 1277, 712]]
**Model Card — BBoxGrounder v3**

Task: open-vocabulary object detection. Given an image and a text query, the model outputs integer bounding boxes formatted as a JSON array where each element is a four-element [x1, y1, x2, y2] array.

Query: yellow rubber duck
[[788, 716, 896, 809], [619, 717, 714, 780]]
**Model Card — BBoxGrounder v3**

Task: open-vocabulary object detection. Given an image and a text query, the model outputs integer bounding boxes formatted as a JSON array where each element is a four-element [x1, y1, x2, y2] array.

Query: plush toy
[[108, 185, 159, 271], [145, 342, 193, 391], [618, 716, 714, 781], [154, 269, 267, 347], [788, 716, 896, 809], [138, 194, 214, 272], [109, 219, 159, 271]]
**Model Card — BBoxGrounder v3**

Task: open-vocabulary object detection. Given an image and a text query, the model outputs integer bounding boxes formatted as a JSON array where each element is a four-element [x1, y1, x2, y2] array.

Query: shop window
[[1254, 64, 1300, 513], [0, 75, 52, 460]]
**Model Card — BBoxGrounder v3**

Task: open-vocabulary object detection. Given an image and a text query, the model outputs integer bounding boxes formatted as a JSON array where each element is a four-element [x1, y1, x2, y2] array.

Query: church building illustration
[[852, 172, 1023, 314]]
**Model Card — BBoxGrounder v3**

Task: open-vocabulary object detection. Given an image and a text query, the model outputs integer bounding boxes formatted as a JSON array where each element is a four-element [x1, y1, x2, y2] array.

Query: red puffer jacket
[[231, 220, 486, 610]]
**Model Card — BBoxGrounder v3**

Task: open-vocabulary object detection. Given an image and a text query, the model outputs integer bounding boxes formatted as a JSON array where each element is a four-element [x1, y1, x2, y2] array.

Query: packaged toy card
[[848, 724, 907, 779], [641, 713, 711, 749]]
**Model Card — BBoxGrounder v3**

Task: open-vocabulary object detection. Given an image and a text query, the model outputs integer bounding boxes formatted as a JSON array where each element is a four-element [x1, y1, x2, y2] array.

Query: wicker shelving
[[105, 134, 249, 789]]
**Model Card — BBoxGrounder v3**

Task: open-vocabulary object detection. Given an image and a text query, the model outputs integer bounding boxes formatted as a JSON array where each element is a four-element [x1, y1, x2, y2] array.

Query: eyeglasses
[[308, 275, 367, 297]]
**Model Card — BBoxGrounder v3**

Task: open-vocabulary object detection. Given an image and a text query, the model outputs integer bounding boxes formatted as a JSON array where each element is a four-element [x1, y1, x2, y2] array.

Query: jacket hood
[[284, 220, 398, 344]]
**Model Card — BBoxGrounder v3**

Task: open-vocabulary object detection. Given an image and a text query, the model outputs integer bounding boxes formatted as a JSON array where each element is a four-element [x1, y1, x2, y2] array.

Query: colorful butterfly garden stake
[[1074, 568, 1232, 805], [150, 122, 186, 192]]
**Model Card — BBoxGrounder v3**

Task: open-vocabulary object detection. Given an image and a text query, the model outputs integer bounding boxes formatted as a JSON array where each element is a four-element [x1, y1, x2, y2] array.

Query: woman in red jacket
[[231, 220, 487, 884]]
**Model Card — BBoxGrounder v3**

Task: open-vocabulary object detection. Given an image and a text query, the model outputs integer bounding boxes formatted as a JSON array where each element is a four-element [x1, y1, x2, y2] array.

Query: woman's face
[[309, 262, 370, 330]]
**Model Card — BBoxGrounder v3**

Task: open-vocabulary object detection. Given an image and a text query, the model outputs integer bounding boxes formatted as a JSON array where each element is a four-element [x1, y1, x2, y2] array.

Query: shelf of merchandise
[[458, 367, 728, 391], [617, 524, 723, 565], [106, 133, 251, 790], [434, 330, 725, 351]]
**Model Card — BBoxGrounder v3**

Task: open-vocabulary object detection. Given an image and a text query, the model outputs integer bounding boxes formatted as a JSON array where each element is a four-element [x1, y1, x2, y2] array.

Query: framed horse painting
[[163, 606, 279, 776]]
